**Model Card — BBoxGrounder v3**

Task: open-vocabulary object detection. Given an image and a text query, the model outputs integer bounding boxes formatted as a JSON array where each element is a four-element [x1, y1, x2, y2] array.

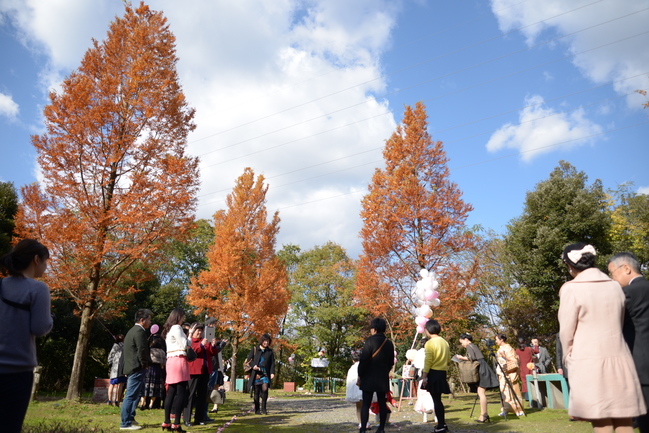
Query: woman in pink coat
[[558, 243, 645, 433]]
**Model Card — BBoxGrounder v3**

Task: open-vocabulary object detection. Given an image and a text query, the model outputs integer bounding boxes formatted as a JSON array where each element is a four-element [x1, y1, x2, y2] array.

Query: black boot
[[261, 400, 268, 415], [254, 401, 261, 415]]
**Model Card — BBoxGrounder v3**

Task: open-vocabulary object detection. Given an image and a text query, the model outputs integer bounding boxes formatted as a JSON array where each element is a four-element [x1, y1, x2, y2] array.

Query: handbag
[[500, 353, 519, 374], [207, 388, 226, 404], [243, 346, 256, 373], [458, 360, 480, 384], [186, 345, 197, 362], [356, 338, 389, 387]]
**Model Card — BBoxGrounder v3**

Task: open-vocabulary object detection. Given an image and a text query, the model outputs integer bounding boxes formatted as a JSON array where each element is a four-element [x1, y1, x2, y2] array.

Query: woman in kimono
[[495, 334, 524, 417]]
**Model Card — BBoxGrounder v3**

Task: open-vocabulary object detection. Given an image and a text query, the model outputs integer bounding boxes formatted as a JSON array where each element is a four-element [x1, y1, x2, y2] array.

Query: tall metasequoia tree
[[15, 3, 199, 399], [188, 168, 289, 384], [356, 101, 477, 340]]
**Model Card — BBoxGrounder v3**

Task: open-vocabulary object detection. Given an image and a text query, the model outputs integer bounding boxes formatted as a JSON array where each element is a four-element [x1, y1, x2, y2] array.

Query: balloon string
[[410, 329, 419, 350]]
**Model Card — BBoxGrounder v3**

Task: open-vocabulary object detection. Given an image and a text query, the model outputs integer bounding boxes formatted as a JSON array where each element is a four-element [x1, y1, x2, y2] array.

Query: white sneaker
[[120, 425, 142, 430]]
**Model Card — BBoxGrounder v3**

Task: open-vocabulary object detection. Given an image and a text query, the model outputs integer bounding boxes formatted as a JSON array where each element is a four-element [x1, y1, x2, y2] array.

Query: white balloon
[[432, 298, 441, 307], [432, 280, 439, 291], [422, 278, 433, 291], [416, 279, 426, 290], [420, 305, 432, 316], [420, 269, 429, 278]]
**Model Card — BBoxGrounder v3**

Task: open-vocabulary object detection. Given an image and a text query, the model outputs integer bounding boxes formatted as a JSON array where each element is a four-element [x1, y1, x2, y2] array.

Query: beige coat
[[559, 267, 646, 419]]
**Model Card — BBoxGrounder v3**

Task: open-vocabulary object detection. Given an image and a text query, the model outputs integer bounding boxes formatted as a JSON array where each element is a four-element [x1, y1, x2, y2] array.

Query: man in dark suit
[[358, 318, 394, 433], [608, 252, 649, 433], [119, 309, 152, 431]]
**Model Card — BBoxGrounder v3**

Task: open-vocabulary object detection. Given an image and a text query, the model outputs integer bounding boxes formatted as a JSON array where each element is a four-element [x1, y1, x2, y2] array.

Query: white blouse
[[165, 324, 189, 358]]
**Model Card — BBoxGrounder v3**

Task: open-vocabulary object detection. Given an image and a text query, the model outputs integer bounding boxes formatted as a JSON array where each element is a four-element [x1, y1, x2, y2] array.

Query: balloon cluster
[[288, 353, 295, 364], [413, 269, 440, 334]]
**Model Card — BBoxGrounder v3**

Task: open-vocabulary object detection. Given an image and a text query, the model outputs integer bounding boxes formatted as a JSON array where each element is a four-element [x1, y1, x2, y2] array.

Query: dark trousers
[[0, 371, 33, 433], [164, 381, 188, 425], [184, 374, 208, 423], [360, 390, 387, 432], [639, 384, 649, 433]]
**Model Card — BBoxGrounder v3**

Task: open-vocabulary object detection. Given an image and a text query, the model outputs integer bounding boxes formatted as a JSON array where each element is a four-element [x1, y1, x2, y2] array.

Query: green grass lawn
[[23, 390, 597, 432]]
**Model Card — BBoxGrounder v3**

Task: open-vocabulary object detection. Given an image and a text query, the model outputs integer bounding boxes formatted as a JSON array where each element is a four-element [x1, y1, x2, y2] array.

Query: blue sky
[[0, 0, 647, 258]]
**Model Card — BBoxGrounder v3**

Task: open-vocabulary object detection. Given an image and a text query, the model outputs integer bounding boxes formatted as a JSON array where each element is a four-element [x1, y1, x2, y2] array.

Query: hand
[[270, 374, 275, 380], [202, 338, 209, 346], [558, 368, 564, 376]]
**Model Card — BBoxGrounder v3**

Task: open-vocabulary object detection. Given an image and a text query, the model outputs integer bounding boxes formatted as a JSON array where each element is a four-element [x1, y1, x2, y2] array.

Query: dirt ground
[[242, 395, 493, 433]]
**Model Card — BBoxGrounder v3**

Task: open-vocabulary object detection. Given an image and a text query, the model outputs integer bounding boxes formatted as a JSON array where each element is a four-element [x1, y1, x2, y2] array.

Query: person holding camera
[[457, 333, 498, 423]]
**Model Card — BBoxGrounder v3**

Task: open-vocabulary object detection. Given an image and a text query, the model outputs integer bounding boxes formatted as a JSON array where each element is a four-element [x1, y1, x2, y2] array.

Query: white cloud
[[490, 0, 649, 108], [1, 0, 399, 257], [638, 186, 649, 195], [486, 95, 603, 161], [0, 93, 19, 120]]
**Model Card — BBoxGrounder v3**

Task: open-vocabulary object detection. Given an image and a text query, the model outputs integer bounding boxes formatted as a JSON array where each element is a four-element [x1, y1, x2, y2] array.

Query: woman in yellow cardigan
[[420, 320, 451, 433]]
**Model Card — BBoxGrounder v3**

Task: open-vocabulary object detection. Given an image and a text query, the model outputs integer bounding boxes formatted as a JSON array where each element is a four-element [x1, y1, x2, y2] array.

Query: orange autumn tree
[[15, 3, 199, 400], [356, 101, 477, 341], [188, 168, 289, 383]]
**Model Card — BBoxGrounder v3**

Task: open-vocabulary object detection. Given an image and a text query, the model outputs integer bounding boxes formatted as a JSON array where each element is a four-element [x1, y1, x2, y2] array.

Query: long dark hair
[[162, 308, 185, 339], [0, 239, 50, 277]]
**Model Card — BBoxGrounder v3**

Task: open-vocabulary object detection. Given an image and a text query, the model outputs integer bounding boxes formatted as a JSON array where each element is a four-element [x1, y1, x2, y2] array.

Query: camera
[[485, 338, 496, 349]]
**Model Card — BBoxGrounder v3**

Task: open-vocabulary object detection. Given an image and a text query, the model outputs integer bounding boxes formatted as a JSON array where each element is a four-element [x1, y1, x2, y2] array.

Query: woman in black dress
[[457, 333, 498, 422]]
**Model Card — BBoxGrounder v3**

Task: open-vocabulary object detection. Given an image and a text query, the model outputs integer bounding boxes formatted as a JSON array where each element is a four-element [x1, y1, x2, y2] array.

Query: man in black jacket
[[119, 309, 152, 430], [608, 252, 649, 433]]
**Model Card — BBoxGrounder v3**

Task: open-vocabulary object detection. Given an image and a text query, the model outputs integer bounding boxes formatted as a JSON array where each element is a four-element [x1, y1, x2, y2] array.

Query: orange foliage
[[356, 102, 477, 340], [14, 2, 199, 399], [188, 168, 289, 380]]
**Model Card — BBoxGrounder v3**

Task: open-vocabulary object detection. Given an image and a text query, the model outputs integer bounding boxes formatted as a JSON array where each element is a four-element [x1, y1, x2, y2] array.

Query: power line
[[196, 89, 641, 207], [196, 72, 645, 188], [191, 0, 615, 149], [218, 0, 538, 114], [196, 10, 649, 161], [273, 120, 649, 211]]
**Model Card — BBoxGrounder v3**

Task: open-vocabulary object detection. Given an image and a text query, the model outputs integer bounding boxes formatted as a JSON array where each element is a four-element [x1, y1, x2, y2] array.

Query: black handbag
[[186, 345, 197, 362]]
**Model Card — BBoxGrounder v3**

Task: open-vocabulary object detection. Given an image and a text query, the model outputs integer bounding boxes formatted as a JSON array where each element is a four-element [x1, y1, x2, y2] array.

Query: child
[[345, 350, 371, 430]]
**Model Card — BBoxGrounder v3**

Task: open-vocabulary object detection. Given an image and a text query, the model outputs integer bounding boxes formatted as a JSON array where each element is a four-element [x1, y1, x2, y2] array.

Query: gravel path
[[235, 395, 491, 433]]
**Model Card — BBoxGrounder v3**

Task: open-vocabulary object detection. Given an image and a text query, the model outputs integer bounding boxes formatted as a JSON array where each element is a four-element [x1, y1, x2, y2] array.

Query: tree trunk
[[230, 340, 238, 388], [66, 303, 95, 400]]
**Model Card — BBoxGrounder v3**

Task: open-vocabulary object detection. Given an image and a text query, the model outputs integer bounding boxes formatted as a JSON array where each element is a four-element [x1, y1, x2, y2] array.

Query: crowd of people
[[117, 308, 230, 431], [2, 238, 648, 433]]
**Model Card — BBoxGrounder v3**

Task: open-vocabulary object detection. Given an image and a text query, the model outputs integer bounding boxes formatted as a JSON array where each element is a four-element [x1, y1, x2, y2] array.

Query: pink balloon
[[416, 325, 425, 334], [432, 290, 439, 299], [415, 316, 428, 326], [150, 324, 159, 334], [424, 289, 435, 301]]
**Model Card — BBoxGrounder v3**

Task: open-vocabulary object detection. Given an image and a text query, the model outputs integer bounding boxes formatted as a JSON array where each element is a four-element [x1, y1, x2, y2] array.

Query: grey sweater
[[0, 276, 53, 373]]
